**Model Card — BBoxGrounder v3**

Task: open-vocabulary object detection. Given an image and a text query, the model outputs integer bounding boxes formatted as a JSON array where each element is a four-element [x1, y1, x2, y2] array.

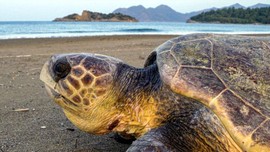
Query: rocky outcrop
[[54, 10, 138, 22]]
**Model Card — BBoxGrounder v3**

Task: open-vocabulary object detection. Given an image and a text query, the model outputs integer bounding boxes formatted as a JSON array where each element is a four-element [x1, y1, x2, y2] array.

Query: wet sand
[[0, 35, 175, 152]]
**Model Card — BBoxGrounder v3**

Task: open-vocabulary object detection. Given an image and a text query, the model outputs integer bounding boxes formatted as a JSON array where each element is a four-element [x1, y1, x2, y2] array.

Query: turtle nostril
[[52, 57, 71, 82]]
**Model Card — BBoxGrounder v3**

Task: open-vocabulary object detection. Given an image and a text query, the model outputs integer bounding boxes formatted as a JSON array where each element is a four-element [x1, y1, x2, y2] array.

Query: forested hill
[[189, 7, 270, 24]]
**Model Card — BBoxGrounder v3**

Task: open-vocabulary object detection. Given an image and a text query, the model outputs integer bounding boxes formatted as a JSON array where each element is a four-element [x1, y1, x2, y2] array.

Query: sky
[[0, 0, 269, 21]]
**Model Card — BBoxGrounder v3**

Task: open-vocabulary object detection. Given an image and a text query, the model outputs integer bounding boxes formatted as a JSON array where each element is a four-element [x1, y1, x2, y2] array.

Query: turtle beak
[[40, 61, 59, 94]]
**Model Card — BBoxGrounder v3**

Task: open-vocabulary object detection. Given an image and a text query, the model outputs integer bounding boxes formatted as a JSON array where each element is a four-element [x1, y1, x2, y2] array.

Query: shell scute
[[170, 33, 213, 43], [211, 36, 270, 117], [252, 120, 270, 146], [155, 34, 270, 150], [171, 67, 225, 104], [215, 90, 265, 136], [171, 39, 212, 67], [157, 51, 179, 86], [156, 41, 175, 55]]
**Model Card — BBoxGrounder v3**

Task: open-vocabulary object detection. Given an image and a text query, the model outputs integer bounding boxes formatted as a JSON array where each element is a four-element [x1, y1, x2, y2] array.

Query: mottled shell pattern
[[156, 34, 270, 151]]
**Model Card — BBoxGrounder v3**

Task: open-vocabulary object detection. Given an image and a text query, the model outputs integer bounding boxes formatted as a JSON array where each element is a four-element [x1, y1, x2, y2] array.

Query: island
[[53, 10, 138, 22], [188, 7, 270, 24]]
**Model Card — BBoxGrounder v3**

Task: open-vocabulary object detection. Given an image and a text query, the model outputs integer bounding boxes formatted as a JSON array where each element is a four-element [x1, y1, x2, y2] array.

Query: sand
[[1, 34, 269, 152], [0, 35, 175, 152]]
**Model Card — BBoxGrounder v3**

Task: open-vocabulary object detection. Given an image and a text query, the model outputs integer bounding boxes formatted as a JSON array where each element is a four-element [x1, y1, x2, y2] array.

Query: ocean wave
[[197, 29, 234, 32], [65, 31, 101, 33], [119, 28, 161, 32]]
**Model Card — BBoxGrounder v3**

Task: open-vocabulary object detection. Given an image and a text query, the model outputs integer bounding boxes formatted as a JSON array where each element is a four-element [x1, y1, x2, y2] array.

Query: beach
[[0, 35, 175, 152], [1, 34, 270, 152]]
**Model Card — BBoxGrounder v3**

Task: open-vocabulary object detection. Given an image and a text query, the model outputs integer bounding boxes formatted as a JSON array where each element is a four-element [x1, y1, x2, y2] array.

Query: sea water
[[0, 21, 269, 39]]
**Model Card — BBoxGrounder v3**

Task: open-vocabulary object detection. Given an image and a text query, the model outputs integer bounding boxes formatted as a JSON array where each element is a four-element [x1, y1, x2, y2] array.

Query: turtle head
[[40, 53, 123, 134]]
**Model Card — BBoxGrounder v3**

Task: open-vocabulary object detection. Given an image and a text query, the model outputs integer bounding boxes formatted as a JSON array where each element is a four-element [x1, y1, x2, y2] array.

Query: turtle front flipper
[[126, 123, 235, 152], [127, 103, 241, 152], [126, 126, 178, 152]]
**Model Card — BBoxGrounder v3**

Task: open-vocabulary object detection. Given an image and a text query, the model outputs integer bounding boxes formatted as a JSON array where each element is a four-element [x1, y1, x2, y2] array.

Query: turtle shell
[[154, 34, 270, 151]]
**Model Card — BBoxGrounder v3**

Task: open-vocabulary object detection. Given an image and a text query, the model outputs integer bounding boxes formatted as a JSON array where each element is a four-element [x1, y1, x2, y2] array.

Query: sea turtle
[[40, 34, 270, 152]]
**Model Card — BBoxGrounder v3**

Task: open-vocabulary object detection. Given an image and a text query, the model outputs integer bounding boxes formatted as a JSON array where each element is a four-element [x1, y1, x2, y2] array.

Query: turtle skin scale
[[155, 34, 270, 151]]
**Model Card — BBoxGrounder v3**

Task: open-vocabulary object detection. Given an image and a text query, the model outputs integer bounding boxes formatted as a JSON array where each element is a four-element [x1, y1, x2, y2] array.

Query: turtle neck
[[113, 62, 161, 99], [110, 62, 166, 137]]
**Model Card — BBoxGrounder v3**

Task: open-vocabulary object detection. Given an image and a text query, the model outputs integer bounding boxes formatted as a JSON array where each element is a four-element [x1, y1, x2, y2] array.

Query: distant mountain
[[113, 5, 189, 22], [249, 3, 270, 9], [112, 4, 247, 22], [113, 3, 270, 22], [187, 7, 218, 18], [225, 3, 245, 9], [54, 10, 138, 22]]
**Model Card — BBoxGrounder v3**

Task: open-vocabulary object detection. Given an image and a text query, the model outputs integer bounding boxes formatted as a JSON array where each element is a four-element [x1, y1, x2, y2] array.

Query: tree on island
[[189, 7, 270, 24]]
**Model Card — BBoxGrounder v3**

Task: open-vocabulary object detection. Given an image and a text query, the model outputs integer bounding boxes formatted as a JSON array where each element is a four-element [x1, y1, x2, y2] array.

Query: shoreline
[[1, 33, 270, 41], [0, 34, 176, 41]]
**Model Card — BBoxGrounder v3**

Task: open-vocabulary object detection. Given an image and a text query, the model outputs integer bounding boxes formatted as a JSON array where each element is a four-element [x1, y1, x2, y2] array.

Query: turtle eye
[[53, 57, 71, 81]]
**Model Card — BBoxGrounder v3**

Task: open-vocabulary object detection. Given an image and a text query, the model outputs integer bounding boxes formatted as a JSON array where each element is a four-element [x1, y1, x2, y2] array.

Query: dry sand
[[0, 35, 175, 152]]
